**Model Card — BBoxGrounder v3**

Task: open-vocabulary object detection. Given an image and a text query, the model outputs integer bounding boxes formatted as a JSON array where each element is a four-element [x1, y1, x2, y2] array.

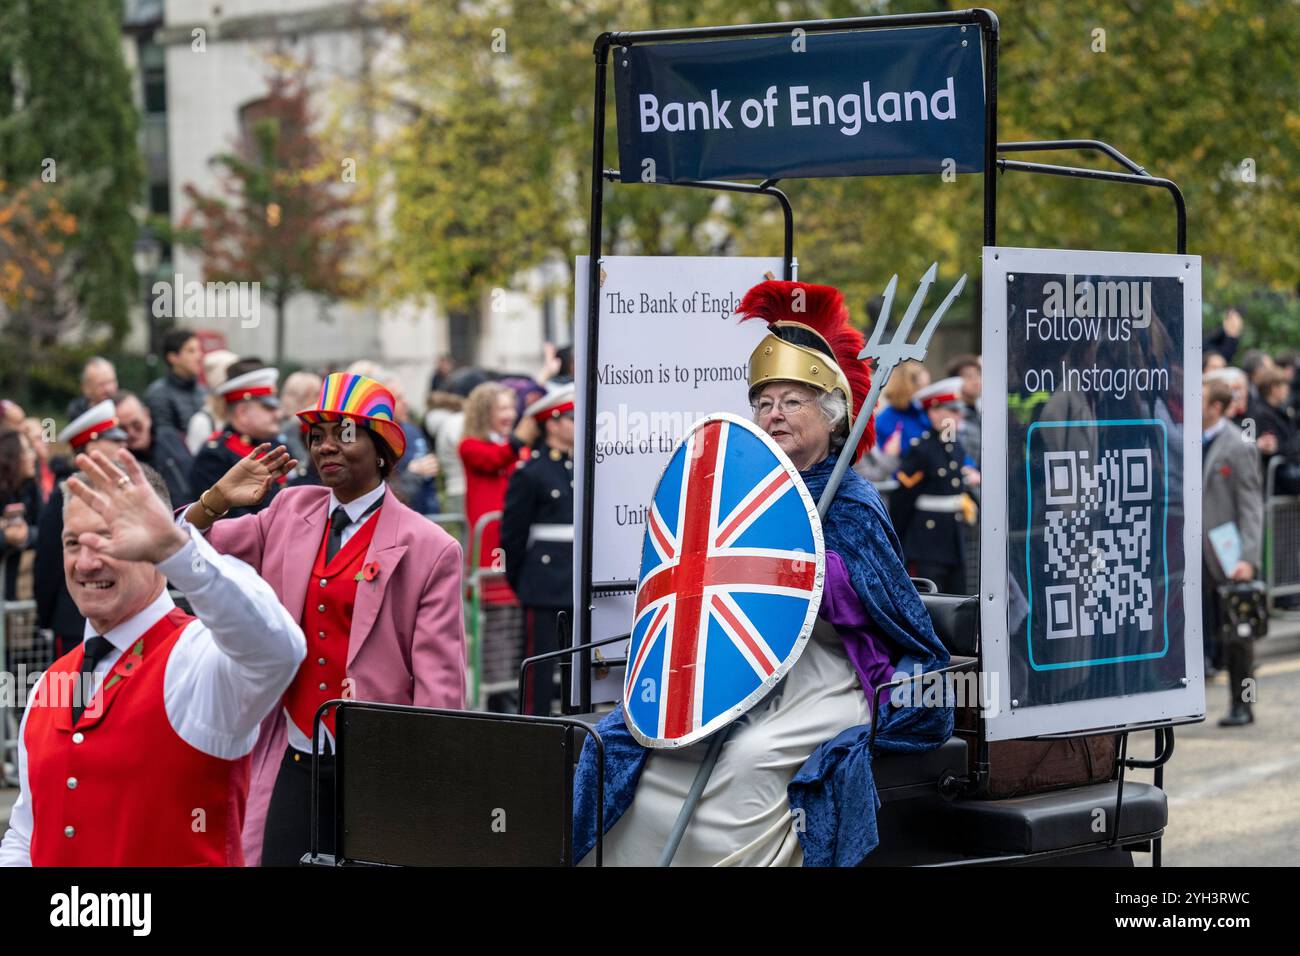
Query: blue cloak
[[572, 454, 954, 866]]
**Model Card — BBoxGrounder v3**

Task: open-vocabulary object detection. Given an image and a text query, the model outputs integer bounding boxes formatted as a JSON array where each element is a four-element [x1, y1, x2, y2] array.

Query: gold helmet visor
[[748, 332, 854, 413]]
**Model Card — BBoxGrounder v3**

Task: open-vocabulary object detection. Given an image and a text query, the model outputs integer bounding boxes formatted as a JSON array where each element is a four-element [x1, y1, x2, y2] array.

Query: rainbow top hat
[[296, 372, 406, 461]]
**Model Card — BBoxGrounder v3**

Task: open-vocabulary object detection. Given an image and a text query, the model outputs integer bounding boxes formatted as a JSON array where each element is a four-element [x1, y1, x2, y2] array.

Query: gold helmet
[[737, 281, 875, 459]]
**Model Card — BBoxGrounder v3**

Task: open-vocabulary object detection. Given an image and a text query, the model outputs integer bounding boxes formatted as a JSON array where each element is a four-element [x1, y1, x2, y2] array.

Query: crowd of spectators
[[0, 335, 573, 641]]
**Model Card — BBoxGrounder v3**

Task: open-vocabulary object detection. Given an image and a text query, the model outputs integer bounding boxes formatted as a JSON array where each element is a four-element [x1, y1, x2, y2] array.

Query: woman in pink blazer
[[184, 372, 466, 865]]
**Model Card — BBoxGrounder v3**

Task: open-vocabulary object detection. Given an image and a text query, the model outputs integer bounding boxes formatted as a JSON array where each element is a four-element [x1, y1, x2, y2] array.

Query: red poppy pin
[[104, 638, 145, 691], [355, 561, 381, 583], [1220, 465, 1232, 477]]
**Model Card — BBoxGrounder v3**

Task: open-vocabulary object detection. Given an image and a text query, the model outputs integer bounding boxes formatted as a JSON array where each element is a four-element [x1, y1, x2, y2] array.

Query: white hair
[[815, 389, 848, 429], [816, 390, 850, 449], [1204, 367, 1246, 387]]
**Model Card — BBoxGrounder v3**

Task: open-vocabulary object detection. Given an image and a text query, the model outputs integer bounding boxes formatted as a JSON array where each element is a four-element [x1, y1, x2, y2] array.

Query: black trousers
[[1223, 635, 1256, 714], [261, 747, 335, 866], [1202, 572, 1256, 713], [522, 606, 568, 716], [910, 561, 967, 596]]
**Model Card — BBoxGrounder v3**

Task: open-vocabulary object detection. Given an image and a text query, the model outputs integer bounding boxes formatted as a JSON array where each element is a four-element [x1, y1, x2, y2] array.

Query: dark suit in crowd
[[1202, 420, 1263, 725], [500, 444, 573, 715]]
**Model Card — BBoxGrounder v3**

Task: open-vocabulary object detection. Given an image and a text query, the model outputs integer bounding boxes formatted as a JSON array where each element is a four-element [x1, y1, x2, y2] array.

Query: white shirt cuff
[[156, 525, 210, 591]]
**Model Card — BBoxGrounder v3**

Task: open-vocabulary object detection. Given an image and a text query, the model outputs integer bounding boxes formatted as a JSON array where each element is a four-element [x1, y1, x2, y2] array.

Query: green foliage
[[377, 0, 807, 318], [0, 0, 142, 340], [376, 0, 1300, 350], [1205, 263, 1300, 356]]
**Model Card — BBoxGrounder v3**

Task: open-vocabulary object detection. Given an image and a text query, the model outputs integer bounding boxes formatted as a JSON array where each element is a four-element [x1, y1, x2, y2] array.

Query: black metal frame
[[995, 140, 1187, 255], [579, 6, 1001, 712], [305, 699, 607, 866], [924, 827, 1169, 868], [573, 9, 1194, 869]]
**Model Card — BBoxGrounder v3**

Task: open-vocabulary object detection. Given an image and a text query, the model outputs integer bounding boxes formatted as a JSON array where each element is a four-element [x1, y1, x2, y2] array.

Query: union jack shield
[[622, 414, 825, 749]]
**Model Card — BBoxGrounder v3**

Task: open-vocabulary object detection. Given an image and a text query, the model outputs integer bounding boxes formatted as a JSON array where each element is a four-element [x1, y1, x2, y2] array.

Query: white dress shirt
[[0, 525, 306, 866], [284, 484, 386, 754], [327, 483, 386, 550]]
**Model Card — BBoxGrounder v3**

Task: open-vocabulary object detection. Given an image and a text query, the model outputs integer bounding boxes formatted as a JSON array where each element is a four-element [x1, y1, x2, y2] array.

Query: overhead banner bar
[[614, 25, 985, 183]]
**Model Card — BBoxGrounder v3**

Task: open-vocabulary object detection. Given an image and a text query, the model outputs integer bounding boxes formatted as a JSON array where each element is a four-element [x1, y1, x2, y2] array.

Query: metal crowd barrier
[[1264, 456, 1300, 613], [1, 600, 52, 787], [424, 511, 468, 549], [465, 511, 524, 710]]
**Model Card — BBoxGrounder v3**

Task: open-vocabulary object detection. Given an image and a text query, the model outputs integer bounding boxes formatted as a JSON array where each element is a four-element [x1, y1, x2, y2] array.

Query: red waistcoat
[[25, 607, 251, 866], [285, 509, 381, 738]]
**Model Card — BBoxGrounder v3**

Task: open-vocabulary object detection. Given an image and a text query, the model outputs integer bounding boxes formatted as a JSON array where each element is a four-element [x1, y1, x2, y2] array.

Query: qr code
[[1042, 447, 1154, 638]]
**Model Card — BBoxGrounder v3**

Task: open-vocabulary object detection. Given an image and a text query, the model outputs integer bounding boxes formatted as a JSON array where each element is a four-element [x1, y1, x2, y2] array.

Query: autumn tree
[[373, 0, 774, 359], [754, 0, 1300, 344], [372, 0, 1300, 353], [178, 69, 366, 365], [0, 181, 78, 395], [0, 0, 142, 400]]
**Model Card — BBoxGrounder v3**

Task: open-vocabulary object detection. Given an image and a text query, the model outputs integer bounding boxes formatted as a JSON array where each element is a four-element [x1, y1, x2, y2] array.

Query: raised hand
[[66, 448, 188, 564], [883, 428, 903, 458], [538, 341, 562, 383], [2, 517, 27, 548], [214, 443, 299, 509], [406, 452, 440, 479], [514, 416, 540, 446]]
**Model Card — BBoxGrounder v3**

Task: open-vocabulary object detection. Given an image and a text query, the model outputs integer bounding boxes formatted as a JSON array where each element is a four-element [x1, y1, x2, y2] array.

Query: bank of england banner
[[614, 26, 985, 183], [981, 247, 1205, 740]]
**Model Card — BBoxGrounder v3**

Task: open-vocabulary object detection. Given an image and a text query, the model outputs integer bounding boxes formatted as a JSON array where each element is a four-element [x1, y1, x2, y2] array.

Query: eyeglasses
[[750, 396, 813, 418]]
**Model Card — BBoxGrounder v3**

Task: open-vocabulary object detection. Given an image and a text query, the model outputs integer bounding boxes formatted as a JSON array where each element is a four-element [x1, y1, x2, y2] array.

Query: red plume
[[736, 280, 875, 460]]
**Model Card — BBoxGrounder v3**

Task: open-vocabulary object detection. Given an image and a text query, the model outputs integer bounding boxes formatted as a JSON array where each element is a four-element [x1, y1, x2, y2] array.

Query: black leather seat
[[860, 592, 978, 799], [947, 781, 1168, 855], [920, 592, 979, 657]]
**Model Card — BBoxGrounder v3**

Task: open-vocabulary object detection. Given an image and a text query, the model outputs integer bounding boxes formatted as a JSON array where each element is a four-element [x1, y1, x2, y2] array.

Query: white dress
[[589, 619, 871, 867]]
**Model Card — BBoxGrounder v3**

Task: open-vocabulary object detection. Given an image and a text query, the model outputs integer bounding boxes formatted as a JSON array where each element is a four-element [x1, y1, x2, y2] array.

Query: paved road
[[1135, 649, 1300, 866]]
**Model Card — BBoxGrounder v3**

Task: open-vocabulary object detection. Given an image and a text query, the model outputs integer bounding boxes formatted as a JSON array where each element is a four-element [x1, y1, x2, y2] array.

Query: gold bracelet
[[199, 488, 230, 520]]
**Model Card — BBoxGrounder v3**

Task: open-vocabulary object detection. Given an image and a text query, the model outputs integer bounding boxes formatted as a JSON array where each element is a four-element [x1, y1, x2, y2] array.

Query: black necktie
[[72, 636, 114, 724], [326, 505, 351, 564]]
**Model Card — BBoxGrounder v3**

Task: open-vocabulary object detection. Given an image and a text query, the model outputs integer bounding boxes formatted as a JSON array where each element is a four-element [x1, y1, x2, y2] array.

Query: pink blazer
[[203, 484, 466, 865]]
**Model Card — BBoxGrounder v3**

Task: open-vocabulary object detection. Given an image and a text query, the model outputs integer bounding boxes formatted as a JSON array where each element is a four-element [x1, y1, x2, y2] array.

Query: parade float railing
[[577, 5, 1003, 717], [527, 589, 1174, 866]]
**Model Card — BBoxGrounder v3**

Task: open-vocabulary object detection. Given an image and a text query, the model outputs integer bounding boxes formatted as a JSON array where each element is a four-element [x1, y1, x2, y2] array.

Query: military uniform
[[188, 367, 284, 519], [889, 377, 976, 595], [499, 388, 575, 716], [190, 426, 285, 519]]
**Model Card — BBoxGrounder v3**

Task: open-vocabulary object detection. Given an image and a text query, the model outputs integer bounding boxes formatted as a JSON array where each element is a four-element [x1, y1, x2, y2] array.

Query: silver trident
[[815, 263, 968, 518], [658, 264, 967, 867]]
